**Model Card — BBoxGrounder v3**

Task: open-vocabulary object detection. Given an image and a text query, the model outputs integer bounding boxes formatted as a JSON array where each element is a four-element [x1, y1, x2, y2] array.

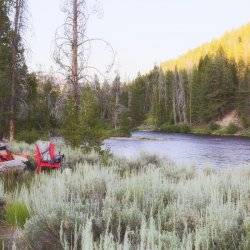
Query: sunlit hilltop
[[161, 23, 250, 71]]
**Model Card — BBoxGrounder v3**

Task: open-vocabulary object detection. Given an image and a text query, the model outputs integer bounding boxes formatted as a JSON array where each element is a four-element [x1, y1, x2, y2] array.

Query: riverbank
[[137, 123, 250, 138], [0, 142, 250, 248]]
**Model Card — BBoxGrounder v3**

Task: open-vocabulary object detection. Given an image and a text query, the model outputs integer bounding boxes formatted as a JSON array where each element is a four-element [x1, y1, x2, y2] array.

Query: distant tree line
[[126, 49, 250, 129]]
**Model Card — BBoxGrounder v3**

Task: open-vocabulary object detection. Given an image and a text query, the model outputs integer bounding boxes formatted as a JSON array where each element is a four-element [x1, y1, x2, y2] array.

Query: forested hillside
[[161, 23, 250, 71]]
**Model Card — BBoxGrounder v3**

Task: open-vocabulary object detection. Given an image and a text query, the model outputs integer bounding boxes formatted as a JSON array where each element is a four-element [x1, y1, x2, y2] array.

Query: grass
[[4, 201, 30, 228], [1, 142, 250, 248]]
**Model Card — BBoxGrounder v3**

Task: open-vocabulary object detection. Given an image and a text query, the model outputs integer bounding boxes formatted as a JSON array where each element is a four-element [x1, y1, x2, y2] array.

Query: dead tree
[[9, 0, 26, 141], [172, 69, 188, 124], [54, 0, 114, 116], [112, 74, 121, 129]]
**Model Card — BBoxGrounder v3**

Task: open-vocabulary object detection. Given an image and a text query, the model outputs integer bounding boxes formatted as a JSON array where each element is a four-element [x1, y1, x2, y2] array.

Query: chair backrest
[[35, 141, 56, 162]]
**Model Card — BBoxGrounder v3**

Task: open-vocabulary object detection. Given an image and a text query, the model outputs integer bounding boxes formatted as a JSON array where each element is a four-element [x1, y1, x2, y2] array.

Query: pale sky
[[26, 0, 250, 80]]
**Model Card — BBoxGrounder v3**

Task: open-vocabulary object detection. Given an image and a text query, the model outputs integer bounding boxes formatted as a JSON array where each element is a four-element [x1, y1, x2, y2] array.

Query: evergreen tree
[[129, 73, 147, 127], [0, 0, 11, 138], [62, 85, 104, 149]]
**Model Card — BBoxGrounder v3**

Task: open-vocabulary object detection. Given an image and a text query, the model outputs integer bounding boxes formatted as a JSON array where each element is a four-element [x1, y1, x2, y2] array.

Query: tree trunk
[[114, 92, 119, 129], [172, 82, 177, 125], [173, 70, 188, 124], [72, 0, 80, 114], [9, 0, 21, 142]]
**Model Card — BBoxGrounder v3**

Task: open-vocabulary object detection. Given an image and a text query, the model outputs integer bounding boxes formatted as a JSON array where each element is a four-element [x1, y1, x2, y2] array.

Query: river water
[[104, 131, 250, 168]]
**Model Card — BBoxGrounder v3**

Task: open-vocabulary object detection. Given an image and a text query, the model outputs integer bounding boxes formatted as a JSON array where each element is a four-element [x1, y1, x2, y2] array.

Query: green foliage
[[208, 122, 220, 131], [215, 123, 239, 135], [191, 126, 212, 135], [16, 129, 47, 144], [118, 111, 132, 136], [191, 50, 238, 124], [129, 73, 148, 127], [160, 123, 191, 133], [62, 86, 106, 149], [5, 201, 30, 227], [0, 0, 12, 138]]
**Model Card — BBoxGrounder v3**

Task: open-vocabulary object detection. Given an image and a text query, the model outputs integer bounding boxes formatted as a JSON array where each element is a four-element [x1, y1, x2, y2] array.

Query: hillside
[[161, 23, 250, 71]]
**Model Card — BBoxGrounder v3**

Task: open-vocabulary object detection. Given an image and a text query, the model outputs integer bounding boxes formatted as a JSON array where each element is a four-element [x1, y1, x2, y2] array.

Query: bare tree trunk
[[173, 70, 188, 124], [128, 90, 132, 111], [189, 74, 192, 125], [113, 75, 121, 130], [114, 92, 119, 129], [10, 0, 22, 142], [54, 0, 114, 121], [172, 82, 177, 125], [72, 0, 80, 113]]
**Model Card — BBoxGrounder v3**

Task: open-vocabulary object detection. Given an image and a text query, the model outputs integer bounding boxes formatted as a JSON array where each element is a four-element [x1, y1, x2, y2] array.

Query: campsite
[[1, 0, 250, 249]]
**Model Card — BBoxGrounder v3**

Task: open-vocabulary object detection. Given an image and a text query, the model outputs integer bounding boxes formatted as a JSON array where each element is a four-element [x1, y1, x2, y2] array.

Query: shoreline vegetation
[[0, 142, 250, 248], [136, 123, 250, 139]]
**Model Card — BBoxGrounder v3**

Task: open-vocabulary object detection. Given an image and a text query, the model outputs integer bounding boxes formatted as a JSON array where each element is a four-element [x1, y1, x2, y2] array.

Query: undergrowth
[[1, 142, 250, 249]]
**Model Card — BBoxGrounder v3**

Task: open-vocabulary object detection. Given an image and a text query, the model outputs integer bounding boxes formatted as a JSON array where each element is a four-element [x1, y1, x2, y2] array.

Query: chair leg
[[36, 166, 41, 174]]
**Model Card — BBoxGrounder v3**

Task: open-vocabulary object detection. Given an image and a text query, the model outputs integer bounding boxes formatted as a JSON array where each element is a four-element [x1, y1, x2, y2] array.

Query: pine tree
[[0, 0, 12, 138]]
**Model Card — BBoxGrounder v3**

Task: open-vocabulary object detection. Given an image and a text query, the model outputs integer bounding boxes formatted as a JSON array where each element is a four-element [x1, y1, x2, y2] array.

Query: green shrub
[[5, 202, 30, 227], [191, 126, 212, 135], [225, 123, 239, 134], [208, 122, 220, 131], [240, 116, 250, 128], [16, 129, 47, 144], [160, 124, 191, 133], [216, 123, 239, 135]]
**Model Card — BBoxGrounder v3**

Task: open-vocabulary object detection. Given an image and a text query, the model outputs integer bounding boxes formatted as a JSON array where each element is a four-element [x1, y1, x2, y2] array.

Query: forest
[[1, 0, 250, 150]]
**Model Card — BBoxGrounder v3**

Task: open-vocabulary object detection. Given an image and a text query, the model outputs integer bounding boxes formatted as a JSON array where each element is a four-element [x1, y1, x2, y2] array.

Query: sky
[[26, 0, 250, 81]]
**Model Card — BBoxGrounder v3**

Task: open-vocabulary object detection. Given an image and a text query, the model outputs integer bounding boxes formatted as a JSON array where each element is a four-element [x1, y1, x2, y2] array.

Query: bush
[[208, 122, 220, 131], [225, 123, 239, 134], [16, 129, 47, 144], [160, 124, 191, 133], [216, 123, 239, 135], [5, 202, 30, 227], [9, 150, 250, 248]]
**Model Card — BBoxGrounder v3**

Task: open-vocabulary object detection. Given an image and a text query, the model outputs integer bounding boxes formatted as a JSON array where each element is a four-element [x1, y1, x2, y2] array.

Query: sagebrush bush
[[2, 143, 250, 249]]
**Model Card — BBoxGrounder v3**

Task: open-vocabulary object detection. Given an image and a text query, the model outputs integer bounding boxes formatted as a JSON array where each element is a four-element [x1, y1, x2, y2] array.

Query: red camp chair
[[35, 143, 62, 173], [0, 146, 14, 163]]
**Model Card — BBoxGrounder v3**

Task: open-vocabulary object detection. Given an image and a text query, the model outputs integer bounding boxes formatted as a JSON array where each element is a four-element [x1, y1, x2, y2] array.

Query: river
[[104, 131, 250, 168]]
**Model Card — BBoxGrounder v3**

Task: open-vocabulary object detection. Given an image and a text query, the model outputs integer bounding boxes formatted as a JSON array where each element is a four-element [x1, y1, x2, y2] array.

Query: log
[[0, 157, 27, 173]]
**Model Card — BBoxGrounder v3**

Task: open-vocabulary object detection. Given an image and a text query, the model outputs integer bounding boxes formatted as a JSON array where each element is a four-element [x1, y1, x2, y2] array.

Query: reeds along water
[[0, 142, 250, 249]]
